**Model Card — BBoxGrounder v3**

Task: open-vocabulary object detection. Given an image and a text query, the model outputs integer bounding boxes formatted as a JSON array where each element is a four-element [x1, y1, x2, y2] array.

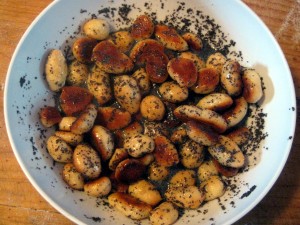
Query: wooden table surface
[[0, 0, 299, 224]]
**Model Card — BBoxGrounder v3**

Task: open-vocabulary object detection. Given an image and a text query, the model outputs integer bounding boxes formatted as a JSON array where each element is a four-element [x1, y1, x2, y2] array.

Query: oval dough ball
[[197, 160, 219, 181], [200, 175, 226, 201], [84, 176, 112, 197], [46, 135, 73, 163], [67, 60, 89, 86], [128, 179, 162, 206], [150, 202, 179, 225], [140, 95, 165, 121], [62, 163, 85, 190], [124, 134, 155, 158], [180, 140, 205, 169], [148, 162, 169, 181], [45, 49, 68, 92], [83, 19, 110, 40], [159, 81, 188, 103], [114, 75, 141, 114], [73, 144, 102, 179]]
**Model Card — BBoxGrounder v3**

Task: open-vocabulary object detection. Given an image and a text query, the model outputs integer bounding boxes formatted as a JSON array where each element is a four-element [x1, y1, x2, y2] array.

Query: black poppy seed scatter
[[9, 1, 270, 224]]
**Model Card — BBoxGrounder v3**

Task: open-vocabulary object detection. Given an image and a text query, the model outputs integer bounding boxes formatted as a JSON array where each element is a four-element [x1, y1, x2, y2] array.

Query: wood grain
[[244, 0, 300, 97], [0, 0, 299, 224]]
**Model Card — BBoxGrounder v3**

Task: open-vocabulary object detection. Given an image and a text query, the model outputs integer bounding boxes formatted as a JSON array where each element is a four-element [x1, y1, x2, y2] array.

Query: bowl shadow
[[234, 98, 300, 224]]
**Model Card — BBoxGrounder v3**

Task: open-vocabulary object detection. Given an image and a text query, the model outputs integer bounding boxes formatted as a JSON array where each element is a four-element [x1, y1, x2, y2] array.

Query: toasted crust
[[70, 104, 97, 134], [222, 97, 248, 128], [108, 192, 152, 220], [197, 93, 233, 111], [122, 121, 144, 139], [92, 40, 134, 74], [192, 67, 219, 94], [115, 159, 146, 183], [60, 86, 93, 116], [72, 37, 98, 64], [145, 51, 169, 83], [242, 69, 263, 103], [226, 126, 251, 146], [96, 107, 131, 131], [182, 32, 203, 51], [91, 125, 114, 161], [131, 15, 154, 40], [174, 105, 228, 133], [153, 135, 179, 167], [129, 39, 164, 63], [167, 57, 198, 88], [212, 159, 239, 177], [39, 106, 62, 128], [155, 25, 188, 51], [185, 120, 219, 146], [109, 148, 128, 171], [179, 51, 205, 71]]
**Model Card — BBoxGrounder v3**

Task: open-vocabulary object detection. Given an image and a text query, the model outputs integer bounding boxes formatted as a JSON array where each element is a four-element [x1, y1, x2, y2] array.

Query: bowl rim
[[228, 2, 297, 223], [3, 0, 297, 224], [3, 1, 85, 224]]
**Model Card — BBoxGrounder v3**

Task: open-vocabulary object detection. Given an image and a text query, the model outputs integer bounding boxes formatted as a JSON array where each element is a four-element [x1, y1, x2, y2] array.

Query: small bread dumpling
[[140, 95, 165, 121], [45, 49, 68, 92], [83, 18, 110, 40], [150, 202, 179, 225]]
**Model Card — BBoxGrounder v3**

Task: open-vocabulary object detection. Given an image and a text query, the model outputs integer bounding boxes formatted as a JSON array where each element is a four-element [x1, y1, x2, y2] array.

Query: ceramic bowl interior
[[4, 0, 296, 224]]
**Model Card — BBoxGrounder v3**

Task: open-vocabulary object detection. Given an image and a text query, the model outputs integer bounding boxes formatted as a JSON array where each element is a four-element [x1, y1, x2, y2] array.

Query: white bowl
[[4, 0, 296, 224]]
